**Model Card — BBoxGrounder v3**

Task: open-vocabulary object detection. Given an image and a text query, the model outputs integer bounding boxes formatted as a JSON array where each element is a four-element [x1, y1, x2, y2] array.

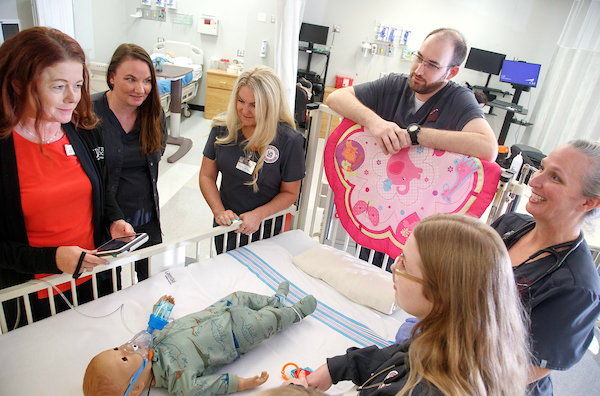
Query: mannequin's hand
[[157, 295, 175, 305], [237, 371, 269, 391]]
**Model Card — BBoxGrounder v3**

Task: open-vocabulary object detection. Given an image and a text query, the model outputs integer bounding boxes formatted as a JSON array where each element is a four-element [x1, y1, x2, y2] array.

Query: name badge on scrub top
[[236, 155, 256, 175], [64, 144, 75, 156]]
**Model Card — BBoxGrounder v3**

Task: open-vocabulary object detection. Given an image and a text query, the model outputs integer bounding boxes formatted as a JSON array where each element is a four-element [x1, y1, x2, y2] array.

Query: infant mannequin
[[83, 281, 317, 396]]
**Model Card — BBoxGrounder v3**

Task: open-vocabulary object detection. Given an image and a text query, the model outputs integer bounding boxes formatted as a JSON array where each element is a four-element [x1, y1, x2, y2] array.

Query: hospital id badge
[[236, 156, 256, 174]]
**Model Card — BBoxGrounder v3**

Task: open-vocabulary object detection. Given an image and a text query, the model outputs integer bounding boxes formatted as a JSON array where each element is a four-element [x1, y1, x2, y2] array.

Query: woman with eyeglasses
[[326, 28, 497, 161], [491, 139, 600, 396], [285, 214, 530, 396]]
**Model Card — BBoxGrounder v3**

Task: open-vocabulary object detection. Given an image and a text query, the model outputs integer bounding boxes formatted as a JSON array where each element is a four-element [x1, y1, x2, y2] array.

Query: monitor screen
[[500, 60, 541, 87], [299, 23, 329, 46], [464, 47, 506, 75]]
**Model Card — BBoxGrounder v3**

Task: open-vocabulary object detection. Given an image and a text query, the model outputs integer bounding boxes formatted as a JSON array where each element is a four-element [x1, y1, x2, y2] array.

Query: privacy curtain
[[275, 0, 306, 114], [524, 0, 600, 153], [31, 0, 76, 38]]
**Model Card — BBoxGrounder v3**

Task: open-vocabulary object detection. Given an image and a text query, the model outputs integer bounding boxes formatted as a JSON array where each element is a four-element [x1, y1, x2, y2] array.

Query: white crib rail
[[297, 104, 339, 237], [0, 206, 297, 334], [295, 104, 391, 270]]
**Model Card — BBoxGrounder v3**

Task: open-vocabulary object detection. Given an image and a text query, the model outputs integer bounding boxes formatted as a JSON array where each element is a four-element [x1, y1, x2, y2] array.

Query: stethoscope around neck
[[503, 222, 585, 291]]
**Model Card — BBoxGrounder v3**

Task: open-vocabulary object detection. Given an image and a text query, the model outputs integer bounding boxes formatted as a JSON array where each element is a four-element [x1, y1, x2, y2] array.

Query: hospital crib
[[3, 104, 599, 334], [300, 104, 600, 271], [87, 40, 203, 118], [0, 207, 297, 334]]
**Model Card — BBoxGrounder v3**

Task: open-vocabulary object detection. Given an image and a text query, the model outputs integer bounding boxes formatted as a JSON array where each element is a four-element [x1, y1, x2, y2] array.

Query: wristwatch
[[407, 124, 421, 145]]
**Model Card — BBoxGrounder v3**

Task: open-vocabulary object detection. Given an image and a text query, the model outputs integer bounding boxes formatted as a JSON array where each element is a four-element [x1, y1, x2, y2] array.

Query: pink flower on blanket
[[352, 198, 379, 226]]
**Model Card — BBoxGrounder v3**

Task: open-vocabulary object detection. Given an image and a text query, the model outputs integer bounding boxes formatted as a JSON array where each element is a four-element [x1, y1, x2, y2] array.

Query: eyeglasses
[[411, 52, 453, 72], [392, 253, 424, 284]]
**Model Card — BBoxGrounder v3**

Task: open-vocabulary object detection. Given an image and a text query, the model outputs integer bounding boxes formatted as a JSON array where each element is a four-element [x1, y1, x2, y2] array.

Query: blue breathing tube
[[123, 300, 174, 396]]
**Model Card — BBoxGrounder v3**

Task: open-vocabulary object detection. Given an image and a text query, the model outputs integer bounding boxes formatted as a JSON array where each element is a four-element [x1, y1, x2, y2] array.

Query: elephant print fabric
[[325, 119, 501, 259]]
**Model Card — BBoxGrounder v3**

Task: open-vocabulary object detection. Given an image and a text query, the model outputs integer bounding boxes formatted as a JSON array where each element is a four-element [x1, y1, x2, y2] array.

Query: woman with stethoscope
[[492, 139, 600, 396]]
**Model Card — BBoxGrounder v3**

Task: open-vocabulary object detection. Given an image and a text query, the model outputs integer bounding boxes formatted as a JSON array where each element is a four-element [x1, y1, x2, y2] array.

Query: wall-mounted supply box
[[197, 15, 218, 35]]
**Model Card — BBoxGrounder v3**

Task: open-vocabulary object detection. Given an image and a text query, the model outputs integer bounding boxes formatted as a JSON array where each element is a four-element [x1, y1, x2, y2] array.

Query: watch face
[[408, 124, 419, 133]]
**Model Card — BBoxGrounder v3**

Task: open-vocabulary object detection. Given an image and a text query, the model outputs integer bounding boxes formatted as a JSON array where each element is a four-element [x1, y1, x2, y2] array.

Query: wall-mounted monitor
[[464, 47, 506, 75], [299, 22, 329, 48], [500, 60, 541, 88]]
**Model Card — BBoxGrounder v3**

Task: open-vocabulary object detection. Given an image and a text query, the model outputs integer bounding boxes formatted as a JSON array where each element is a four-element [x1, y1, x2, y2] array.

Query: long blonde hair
[[399, 214, 530, 396], [211, 65, 295, 192]]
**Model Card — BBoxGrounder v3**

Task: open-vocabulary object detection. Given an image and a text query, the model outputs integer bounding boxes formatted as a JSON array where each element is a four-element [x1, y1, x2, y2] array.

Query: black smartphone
[[95, 233, 149, 257]]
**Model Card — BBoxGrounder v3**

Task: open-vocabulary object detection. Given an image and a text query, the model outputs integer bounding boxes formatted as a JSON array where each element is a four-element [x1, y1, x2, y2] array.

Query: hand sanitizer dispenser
[[260, 40, 267, 58]]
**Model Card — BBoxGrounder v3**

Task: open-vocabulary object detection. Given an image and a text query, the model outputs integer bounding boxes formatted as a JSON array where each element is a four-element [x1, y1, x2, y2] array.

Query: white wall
[[1, 0, 34, 29], [301, 0, 572, 146], [7, 0, 574, 147], [85, 0, 277, 107], [0, 1, 18, 19]]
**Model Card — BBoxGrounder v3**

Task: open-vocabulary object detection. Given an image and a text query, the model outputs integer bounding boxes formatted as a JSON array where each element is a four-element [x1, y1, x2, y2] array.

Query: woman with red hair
[[0, 27, 133, 327]]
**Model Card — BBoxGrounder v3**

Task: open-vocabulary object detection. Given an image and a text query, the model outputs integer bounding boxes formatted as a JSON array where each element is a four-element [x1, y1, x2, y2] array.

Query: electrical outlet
[[333, 24, 341, 33], [237, 49, 245, 57]]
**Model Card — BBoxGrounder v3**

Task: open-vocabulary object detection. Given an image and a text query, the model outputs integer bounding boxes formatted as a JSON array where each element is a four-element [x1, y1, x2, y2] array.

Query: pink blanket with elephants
[[324, 119, 501, 259]]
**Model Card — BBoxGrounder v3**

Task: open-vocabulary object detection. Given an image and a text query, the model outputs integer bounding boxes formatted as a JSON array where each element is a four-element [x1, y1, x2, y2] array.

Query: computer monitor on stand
[[496, 60, 542, 145], [299, 22, 329, 50], [464, 47, 506, 88], [298, 23, 329, 101], [499, 60, 541, 101]]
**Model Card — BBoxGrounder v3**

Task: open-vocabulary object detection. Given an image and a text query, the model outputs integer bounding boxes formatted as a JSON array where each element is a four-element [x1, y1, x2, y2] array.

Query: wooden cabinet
[[204, 69, 239, 119]]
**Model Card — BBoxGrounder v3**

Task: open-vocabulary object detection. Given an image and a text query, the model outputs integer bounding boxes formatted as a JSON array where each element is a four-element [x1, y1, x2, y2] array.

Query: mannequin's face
[[99, 347, 144, 382], [91, 347, 151, 395]]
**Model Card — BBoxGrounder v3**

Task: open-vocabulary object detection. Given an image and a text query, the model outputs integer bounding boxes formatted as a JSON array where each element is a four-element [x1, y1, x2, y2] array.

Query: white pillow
[[292, 244, 398, 315]]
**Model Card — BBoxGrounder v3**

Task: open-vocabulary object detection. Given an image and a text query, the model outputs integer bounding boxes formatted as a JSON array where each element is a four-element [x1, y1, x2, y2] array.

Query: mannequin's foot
[[292, 295, 317, 322], [274, 281, 290, 305]]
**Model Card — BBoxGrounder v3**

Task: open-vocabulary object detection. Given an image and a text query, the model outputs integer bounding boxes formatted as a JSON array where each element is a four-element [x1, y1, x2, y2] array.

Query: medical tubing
[[26, 278, 138, 335]]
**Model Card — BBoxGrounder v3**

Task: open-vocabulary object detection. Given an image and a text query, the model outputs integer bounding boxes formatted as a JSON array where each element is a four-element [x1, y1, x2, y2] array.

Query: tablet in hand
[[96, 233, 149, 257]]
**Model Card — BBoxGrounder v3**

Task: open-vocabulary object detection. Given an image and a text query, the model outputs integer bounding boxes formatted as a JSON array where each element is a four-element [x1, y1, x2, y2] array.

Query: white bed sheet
[[0, 231, 408, 395]]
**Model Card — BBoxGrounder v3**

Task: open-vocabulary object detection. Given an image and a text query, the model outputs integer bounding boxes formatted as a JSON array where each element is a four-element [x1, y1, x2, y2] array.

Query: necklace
[[18, 122, 63, 144]]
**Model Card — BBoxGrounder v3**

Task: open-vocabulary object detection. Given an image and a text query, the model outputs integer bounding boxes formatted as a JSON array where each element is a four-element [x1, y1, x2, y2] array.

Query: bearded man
[[327, 28, 497, 162]]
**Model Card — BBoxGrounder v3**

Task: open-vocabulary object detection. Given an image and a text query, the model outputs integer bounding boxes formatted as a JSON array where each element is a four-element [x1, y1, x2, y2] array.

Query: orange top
[[14, 132, 94, 297]]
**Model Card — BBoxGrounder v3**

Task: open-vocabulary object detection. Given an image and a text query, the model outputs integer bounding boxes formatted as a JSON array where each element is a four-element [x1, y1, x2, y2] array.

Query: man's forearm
[[326, 87, 381, 128], [418, 125, 498, 161]]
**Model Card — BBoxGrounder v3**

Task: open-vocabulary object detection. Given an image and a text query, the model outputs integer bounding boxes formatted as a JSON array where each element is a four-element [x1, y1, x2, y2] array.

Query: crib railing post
[[70, 279, 79, 307], [297, 106, 324, 233], [23, 294, 33, 325], [0, 307, 8, 334]]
